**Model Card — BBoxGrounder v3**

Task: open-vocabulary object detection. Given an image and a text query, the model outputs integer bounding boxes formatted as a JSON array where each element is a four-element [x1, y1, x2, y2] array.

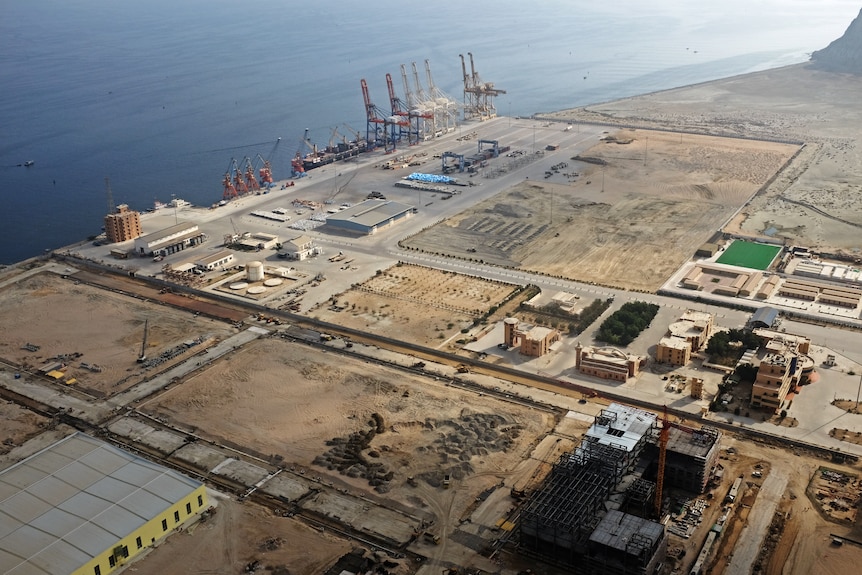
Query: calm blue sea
[[1, 0, 859, 264]]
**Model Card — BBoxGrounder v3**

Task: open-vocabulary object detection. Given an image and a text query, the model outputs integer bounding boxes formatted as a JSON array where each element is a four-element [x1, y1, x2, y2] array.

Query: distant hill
[[811, 8, 862, 73]]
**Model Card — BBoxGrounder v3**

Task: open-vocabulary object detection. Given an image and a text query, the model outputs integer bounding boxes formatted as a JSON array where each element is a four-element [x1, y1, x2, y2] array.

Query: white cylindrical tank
[[246, 261, 264, 282]]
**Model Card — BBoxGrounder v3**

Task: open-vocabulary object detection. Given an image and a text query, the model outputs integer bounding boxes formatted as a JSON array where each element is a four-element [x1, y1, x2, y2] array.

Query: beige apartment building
[[104, 204, 142, 243]]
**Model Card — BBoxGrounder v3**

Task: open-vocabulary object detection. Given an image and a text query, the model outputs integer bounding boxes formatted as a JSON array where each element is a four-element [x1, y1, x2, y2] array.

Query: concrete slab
[[261, 473, 313, 502], [300, 489, 417, 544], [174, 441, 232, 472]]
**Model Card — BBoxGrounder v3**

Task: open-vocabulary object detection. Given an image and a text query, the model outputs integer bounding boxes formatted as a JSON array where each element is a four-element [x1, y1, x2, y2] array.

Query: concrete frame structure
[[518, 404, 667, 573], [235, 232, 279, 251], [0, 432, 207, 575], [503, 317, 560, 357], [325, 199, 415, 235], [575, 344, 643, 381], [104, 205, 142, 244], [133, 222, 206, 258]]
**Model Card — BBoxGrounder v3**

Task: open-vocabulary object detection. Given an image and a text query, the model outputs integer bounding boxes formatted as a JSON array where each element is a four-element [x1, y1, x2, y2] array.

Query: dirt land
[[0, 399, 49, 454], [403, 130, 796, 291], [145, 337, 556, 508], [309, 263, 519, 347], [548, 64, 862, 255], [129, 496, 355, 575], [0, 272, 236, 397]]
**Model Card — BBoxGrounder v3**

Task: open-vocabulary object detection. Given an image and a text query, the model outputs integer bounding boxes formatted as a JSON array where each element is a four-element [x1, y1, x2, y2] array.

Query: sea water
[[1, 0, 859, 264]]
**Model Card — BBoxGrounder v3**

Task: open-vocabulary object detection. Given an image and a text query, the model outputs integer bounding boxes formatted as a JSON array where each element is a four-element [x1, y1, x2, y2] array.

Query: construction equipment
[[654, 406, 669, 518], [137, 319, 149, 363]]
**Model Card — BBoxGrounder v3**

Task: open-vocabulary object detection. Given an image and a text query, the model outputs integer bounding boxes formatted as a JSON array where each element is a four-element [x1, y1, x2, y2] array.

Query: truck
[[319, 333, 333, 342], [443, 474, 451, 488]]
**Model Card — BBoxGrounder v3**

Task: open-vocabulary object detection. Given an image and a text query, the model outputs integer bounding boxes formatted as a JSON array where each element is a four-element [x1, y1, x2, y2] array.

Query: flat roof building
[[325, 199, 415, 235], [133, 222, 206, 257], [0, 432, 207, 575], [503, 317, 561, 357], [575, 344, 644, 381], [194, 249, 235, 271], [104, 204, 142, 244]]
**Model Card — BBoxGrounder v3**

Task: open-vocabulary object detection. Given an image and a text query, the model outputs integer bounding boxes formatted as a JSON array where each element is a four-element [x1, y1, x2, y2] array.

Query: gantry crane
[[460, 52, 506, 121], [426, 59, 458, 133], [386, 73, 411, 145], [361, 78, 394, 152], [401, 64, 432, 144]]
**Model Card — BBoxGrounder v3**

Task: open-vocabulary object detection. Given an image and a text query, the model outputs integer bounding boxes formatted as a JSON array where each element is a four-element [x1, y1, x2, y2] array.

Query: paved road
[[726, 470, 788, 574]]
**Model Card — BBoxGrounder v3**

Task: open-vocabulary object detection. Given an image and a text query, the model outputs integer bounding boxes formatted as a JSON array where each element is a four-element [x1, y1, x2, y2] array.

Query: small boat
[[22, 160, 34, 167]]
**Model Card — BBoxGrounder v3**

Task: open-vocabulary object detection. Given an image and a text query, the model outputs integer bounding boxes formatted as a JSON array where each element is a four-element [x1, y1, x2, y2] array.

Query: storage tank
[[246, 261, 264, 282]]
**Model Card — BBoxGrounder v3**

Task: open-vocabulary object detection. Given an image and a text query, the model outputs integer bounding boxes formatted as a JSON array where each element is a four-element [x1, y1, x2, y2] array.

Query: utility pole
[[643, 136, 649, 167], [171, 194, 178, 224], [856, 372, 862, 413]]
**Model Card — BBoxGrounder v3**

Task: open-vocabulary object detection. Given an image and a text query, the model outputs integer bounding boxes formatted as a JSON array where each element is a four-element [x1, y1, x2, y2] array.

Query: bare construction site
[[402, 130, 797, 291]]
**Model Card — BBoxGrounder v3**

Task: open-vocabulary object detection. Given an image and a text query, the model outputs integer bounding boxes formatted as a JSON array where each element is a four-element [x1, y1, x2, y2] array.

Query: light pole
[[855, 372, 862, 413], [171, 194, 178, 224]]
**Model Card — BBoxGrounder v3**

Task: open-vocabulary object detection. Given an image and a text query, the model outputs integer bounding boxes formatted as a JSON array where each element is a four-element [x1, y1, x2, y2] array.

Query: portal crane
[[232, 159, 249, 196], [244, 157, 260, 191], [411, 62, 435, 138], [291, 129, 308, 178], [222, 171, 238, 201], [258, 137, 280, 186]]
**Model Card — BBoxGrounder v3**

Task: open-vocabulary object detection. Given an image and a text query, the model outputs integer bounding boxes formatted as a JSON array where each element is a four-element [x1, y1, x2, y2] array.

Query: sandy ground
[[404, 131, 796, 291], [309, 263, 518, 347], [0, 399, 48, 454], [146, 337, 555, 508], [0, 272, 236, 397], [548, 63, 862, 256], [129, 496, 353, 575]]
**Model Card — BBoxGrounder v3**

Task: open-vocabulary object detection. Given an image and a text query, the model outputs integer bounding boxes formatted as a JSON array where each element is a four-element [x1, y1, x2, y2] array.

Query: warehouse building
[[325, 199, 415, 235], [195, 249, 235, 271], [0, 432, 208, 575], [133, 222, 206, 257]]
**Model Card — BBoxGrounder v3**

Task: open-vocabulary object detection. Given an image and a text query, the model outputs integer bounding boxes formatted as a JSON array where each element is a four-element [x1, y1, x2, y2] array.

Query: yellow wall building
[[503, 317, 561, 357], [0, 432, 208, 575], [104, 204, 142, 243]]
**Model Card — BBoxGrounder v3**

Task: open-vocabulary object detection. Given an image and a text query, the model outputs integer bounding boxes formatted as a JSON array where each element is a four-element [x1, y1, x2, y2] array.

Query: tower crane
[[655, 406, 670, 519]]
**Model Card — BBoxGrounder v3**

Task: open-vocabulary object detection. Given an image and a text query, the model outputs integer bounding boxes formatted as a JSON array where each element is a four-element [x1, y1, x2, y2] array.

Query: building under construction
[[517, 403, 721, 574]]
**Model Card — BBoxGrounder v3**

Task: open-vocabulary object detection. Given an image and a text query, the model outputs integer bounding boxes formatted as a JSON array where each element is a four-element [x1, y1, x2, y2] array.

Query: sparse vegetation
[[707, 328, 761, 366]]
